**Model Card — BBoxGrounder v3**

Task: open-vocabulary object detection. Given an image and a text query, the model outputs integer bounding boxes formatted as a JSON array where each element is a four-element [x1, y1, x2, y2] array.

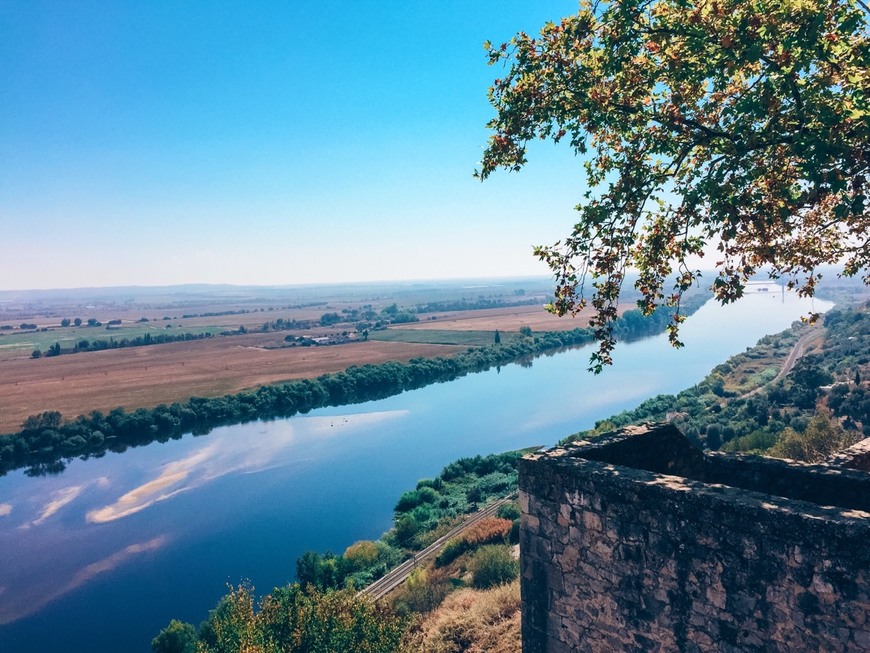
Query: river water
[[0, 287, 831, 652]]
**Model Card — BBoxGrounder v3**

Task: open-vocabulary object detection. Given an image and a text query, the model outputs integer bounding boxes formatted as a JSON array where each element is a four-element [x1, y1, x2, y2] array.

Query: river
[[0, 288, 832, 652]]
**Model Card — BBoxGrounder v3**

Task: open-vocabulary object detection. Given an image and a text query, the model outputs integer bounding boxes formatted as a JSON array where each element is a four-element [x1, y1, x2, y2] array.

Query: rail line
[[359, 494, 517, 601]]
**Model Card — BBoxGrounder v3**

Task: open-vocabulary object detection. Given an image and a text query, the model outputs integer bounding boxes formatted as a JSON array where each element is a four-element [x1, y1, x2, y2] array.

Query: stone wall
[[828, 436, 870, 472], [520, 424, 870, 652]]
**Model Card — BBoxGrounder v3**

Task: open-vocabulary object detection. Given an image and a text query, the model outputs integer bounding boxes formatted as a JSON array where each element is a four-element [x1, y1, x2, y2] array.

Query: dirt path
[[739, 326, 823, 400]]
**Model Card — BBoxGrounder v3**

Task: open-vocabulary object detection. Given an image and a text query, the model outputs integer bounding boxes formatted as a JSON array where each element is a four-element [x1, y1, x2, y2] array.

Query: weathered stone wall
[[520, 425, 870, 652], [828, 436, 870, 472]]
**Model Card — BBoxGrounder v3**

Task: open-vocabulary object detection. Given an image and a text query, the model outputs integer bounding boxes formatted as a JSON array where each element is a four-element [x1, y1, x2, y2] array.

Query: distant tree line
[[2, 297, 707, 477], [413, 297, 543, 314], [31, 331, 217, 359], [2, 329, 594, 476]]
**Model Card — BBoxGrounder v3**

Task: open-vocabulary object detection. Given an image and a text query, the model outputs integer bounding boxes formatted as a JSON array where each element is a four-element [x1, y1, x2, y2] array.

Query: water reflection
[[85, 410, 408, 525], [0, 409, 410, 631], [30, 484, 90, 527], [0, 536, 168, 625]]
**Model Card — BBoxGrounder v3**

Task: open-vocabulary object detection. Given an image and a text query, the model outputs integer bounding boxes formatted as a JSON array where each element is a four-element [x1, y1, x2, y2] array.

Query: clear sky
[[0, 0, 589, 291]]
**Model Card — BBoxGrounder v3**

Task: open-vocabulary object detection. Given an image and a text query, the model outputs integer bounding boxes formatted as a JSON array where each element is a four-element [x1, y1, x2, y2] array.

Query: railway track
[[359, 494, 517, 601]]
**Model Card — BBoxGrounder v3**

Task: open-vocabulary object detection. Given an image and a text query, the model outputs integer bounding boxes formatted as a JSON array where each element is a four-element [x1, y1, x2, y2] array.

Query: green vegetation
[[564, 303, 870, 462], [292, 449, 527, 594], [468, 545, 520, 590], [151, 620, 197, 653], [2, 322, 222, 356], [153, 584, 407, 653], [435, 518, 514, 568], [412, 297, 542, 313], [479, 0, 869, 369]]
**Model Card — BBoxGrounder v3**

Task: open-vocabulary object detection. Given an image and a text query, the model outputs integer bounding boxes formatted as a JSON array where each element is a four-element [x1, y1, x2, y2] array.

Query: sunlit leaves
[[479, 0, 869, 371]]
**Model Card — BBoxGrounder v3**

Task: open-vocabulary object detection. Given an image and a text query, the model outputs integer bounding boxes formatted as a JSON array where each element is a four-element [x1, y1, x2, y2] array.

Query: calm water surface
[[0, 289, 831, 651]]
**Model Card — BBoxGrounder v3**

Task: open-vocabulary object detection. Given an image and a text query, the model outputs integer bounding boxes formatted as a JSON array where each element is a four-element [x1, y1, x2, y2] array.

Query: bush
[[469, 545, 519, 589], [496, 501, 520, 521], [151, 620, 197, 653], [767, 414, 860, 462], [435, 518, 512, 567], [399, 567, 450, 614]]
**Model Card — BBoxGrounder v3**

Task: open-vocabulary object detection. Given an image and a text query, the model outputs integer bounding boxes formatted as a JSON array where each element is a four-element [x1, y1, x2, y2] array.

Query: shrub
[[435, 518, 512, 567], [398, 567, 450, 614], [151, 619, 197, 653], [469, 545, 519, 589], [496, 502, 520, 521]]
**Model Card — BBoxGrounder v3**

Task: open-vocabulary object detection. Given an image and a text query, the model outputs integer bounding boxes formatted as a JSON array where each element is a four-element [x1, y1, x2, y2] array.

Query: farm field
[[0, 333, 464, 434], [367, 329, 506, 347], [397, 304, 626, 333]]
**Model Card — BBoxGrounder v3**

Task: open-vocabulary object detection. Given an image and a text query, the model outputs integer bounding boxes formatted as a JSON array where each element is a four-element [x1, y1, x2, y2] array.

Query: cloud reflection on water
[[87, 410, 408, 524], [0, 536, 168, 625], [0, 410, 409, 627], [31, 485, 85, 526]]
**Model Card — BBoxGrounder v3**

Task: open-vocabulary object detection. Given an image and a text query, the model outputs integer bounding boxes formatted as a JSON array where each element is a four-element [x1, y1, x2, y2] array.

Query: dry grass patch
[[398, 304, 631, 333], [402, 580, 521, 653]]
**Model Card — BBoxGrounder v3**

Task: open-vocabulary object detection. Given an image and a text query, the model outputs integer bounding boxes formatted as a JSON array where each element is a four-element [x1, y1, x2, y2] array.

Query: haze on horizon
[[0, 1, 593, 292]]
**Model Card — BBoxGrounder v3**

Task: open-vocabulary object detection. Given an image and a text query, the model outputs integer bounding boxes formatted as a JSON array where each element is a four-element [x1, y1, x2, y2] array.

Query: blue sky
[[1, 1, 585, 291]]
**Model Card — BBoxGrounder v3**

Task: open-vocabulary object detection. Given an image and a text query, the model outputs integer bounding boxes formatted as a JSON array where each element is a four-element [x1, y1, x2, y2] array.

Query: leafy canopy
[[479, 0, 870, 371]]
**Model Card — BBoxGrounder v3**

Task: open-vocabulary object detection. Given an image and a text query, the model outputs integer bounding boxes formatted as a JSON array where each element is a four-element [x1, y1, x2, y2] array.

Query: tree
[[151, 619, 197, 653], [60, 318, 71, 327], [494, 329, 501, 344], [402, 567, 449, 613], [73, 317, 82, 326], [789, 354, 835, 407], [479, 0, 870, 371], [706, 424, 722, 450], [768, 412, 858, 462]]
